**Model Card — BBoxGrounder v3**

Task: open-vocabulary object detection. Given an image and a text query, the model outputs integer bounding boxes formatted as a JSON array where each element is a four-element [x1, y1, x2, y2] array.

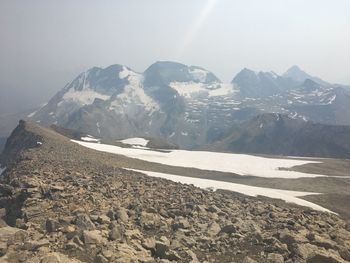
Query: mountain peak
[[144, 61, 220, 86], [232, 68, 257, 83], [286, 65, 302, 72], [283, 65, 311, 82]]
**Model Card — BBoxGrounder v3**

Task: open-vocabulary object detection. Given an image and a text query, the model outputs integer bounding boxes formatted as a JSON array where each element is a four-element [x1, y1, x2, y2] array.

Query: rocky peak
[[65, 64, 130, 95], [144, 61, 220, 87], [232, 68, 258, 84], [283, 65, 310, 82], [0, 120, 42, 167]]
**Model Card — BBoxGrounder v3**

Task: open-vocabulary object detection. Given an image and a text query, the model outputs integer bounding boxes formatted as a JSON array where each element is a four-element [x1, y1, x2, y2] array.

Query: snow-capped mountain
[[28, 61, 350, 149]]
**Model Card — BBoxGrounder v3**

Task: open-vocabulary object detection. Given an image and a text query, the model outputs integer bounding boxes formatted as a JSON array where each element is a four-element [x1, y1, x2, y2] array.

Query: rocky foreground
[[0, 121, 349, 263]]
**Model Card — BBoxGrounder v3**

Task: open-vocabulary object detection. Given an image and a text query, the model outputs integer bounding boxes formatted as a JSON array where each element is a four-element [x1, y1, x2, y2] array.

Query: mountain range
[[208, 113, 350, 158], [27, 61, 350, 152]]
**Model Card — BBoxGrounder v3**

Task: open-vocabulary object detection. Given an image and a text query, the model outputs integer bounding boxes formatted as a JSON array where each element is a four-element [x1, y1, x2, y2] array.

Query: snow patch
[[189, 67, 208, 82], [120, 138, 149, 147], [27, 102, 48, 118], [72, 140, 326, 179], [81, 136, 100, 143], [170, 82, 206, 98], [170, 82, 234, 98], [110, 68, 159, 113], [129, 169, 333, 213], [96, 122, 101, 135], [119, 66, 134, 79], [27, 111, 37, 118], [208, 84, 234, 97], [62, 88, 110, 106], [327, 95, 336, 104]]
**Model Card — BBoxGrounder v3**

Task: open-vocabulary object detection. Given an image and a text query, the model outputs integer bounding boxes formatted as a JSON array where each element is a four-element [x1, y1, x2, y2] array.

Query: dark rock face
[[0, 121, 349, 262], [210, 113, 350, 158]]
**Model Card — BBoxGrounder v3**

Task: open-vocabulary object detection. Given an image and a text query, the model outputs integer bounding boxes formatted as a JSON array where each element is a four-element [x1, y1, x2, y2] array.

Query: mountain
[[232, 68, 297, 98], [28, 62, 350, 149], [283, 65, 330, 86], [209, 113, 350, 158], [1, 120, 350, 262]]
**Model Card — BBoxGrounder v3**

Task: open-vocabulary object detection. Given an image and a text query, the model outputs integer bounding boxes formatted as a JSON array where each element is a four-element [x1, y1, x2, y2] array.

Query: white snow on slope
[[169, 82, 234, 98], [72, 140, 325, 179], [110, 66, 159, 113], [27, 102, 48, 118], [208, 84, 235, 97], [27, 111, 37, 118], [81, 136, 100, 143], [189, 67, 208, 82], [128, 169, 333, 213], [120, 138, 149, 147], [119, 66, 135, 79], [62, 88, 110, 105], [170, 82, 205, 98], [327, 95, 336, 104]]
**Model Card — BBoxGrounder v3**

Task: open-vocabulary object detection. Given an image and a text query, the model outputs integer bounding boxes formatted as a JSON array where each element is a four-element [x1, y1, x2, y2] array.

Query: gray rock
[[220, 224, 236, 234], [109, 226, 124, 241], [75, 214, 95, 230], [267, 253, 284, 263], [116, 208, 129, 223], [82, 230, 104, 245]]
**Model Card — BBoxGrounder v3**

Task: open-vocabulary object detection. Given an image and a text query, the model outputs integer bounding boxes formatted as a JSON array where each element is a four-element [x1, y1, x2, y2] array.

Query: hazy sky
[[1, 0, 349, 113]]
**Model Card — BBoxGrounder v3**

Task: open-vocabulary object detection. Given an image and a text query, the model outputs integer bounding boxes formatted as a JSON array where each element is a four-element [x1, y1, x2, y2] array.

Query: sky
[[0, 0, 349, 113]]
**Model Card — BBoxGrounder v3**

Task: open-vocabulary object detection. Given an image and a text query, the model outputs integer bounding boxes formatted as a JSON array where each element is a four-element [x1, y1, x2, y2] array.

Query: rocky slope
[[209, 113, 350, 158], [27, 62, 350, 150], [0, 121, 349, 262]]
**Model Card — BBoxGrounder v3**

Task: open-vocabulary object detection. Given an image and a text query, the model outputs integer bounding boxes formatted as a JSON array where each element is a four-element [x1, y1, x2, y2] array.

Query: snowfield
[[62, 88, 110, 105], [127, 169, 333, 213], [120, 138, 149, 147], [72, 140, 324, 179], [81, 136, 100, 143]]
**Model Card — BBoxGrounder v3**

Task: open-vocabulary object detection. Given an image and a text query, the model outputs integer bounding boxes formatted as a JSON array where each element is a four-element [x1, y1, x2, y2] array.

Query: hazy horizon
[[1, 0, 350, 113]]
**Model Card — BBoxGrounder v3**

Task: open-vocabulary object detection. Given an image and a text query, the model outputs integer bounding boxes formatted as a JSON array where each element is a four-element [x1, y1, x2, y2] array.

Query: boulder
[[46, 218, 59, 232], [74, 214, 95, 230], [207, 222, 221, 236], [142, 237, 156, 250], [109, 226, 124, 241], [242, 256, 258, 263], [82, 230, 104, 245], [116, 208, 129, 223], [172, 218, 190, 230], [267, 253, 284, 263], [220, 224, 236, 234]]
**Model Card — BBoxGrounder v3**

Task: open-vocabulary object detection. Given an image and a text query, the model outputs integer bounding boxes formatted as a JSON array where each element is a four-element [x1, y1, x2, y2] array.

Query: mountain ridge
[[27, 61, 350, 150]]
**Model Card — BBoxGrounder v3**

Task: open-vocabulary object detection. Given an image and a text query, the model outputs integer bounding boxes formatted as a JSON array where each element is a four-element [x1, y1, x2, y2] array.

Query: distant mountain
[[27, 62, 350, 149], [210, 113, 350, 158], [283, 65, 330, 86], [232, 68, 297, 98]]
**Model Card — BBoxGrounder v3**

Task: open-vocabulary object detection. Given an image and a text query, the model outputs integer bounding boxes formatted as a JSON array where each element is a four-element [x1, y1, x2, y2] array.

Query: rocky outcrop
[[0, 121, 349, 262]]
